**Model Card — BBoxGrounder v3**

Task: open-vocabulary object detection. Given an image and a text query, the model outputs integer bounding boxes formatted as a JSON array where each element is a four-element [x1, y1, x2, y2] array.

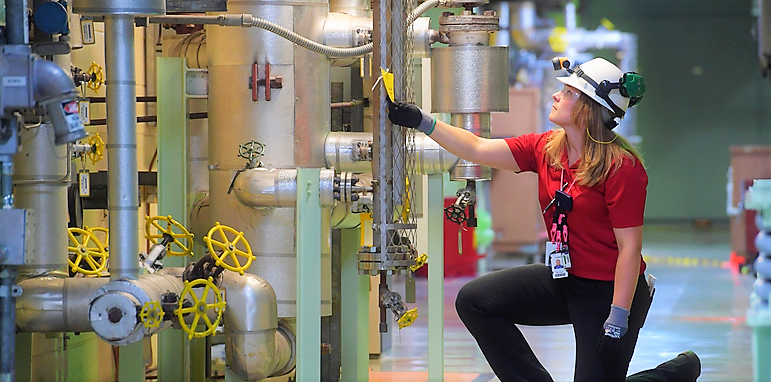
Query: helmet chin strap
[[601, 109, 618, 130]]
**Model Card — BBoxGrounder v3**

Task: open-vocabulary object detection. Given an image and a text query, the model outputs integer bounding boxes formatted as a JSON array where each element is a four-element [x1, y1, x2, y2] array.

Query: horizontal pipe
[[16, 275, 109, 333], [331, 99, 365, 109], [324, 131, 459, 175], [231, 168, 336, 209], [87, 96, 157, 103], [87, 112, 207, 126]]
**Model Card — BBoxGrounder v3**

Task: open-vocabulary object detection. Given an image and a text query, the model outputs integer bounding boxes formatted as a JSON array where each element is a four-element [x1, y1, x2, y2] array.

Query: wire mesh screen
[[386, 0, 419, 254]]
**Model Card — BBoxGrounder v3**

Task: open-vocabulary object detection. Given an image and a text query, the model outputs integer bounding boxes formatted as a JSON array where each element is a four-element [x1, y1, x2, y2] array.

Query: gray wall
[[581, 0, 771, 221]]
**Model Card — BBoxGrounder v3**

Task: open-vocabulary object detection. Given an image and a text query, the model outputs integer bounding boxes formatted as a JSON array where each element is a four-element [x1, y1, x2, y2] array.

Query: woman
[[388, 58, 701, 382]]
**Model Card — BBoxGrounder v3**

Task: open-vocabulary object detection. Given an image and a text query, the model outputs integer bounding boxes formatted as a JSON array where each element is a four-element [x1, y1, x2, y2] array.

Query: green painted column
[[340, 227, 368, 382], [14, 332, 31, 382], [427, 174, 444, 381], [156, 57, 193, 382], [66, 333, 101, 382], [296, 168, 322, 381], [118, 342, 144, 382]]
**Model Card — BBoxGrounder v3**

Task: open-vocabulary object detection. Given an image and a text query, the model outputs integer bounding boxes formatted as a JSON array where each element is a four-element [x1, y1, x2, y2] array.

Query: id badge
[[546, 241, 570, 279]]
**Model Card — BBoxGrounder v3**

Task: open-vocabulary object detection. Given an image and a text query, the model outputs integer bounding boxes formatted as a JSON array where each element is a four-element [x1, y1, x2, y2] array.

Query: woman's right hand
[[387, 101, 436, 135]]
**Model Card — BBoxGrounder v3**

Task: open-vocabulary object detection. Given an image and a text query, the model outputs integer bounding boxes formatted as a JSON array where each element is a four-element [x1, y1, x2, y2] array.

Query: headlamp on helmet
[[553, 57, 646, 116]]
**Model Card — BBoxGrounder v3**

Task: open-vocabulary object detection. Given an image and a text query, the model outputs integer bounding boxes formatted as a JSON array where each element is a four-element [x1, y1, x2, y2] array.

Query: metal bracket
[[250, 63, 283, 101]]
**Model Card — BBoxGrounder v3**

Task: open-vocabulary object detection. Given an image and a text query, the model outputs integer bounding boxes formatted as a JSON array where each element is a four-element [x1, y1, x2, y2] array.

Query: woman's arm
[[611, 225, 643, 309], [428, 119, 521, 172]]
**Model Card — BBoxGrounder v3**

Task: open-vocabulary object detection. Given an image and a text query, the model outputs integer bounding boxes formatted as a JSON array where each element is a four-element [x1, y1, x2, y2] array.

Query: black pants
[[455, 264, 681, 382]]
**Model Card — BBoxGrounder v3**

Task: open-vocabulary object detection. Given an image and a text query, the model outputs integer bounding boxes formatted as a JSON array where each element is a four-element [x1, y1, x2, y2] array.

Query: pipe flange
[[438, 12, 500, 33]]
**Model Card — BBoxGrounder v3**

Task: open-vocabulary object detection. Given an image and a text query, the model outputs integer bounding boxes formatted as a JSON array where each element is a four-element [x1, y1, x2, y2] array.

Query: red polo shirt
[[504, 130, 647, 281]]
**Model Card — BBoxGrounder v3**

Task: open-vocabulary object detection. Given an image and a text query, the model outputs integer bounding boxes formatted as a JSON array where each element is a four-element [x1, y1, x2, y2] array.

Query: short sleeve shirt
[[504, 130, 648, 281]]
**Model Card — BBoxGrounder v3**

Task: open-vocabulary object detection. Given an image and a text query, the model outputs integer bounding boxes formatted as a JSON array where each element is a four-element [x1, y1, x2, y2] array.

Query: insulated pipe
[[105, 15, 139, 281], [324, 131, 459, 174], [222, 272, 294, 380], [231, 168, 336, 209], [330, 0, 369, 18], [12, 125, 69, 274], [16, 275, 109, 332]]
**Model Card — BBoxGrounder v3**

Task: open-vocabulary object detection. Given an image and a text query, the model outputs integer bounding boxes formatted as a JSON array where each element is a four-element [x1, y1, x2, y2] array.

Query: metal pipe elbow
[[32, 58, 78, 104], [231, 168, 336, 209], [222, 272, 294, 380]]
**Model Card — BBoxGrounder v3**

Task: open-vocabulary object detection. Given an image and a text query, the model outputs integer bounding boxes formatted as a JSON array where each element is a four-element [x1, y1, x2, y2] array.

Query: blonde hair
[[543, 93, 644, 187]]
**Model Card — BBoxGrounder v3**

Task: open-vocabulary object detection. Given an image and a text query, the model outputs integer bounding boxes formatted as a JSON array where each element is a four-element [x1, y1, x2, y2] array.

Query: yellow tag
[[78, 171, 90, 197], [81, 19, 95, 45], [380, 68, 395, 102]]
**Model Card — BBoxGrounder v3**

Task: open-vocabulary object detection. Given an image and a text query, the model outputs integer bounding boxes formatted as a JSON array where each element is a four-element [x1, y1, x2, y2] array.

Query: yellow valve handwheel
[[86, 226, 109, 251], [87, 133, 105, 165], [398, 308, 419, 329], [67, 227, 109, 276], [139, 301, 165, 329], [145, 215, 194, 257], [174, 277, 226, 339], [410, 253, 428, 272], [87, 61, 104, 92], [203, 222, 255, 276]]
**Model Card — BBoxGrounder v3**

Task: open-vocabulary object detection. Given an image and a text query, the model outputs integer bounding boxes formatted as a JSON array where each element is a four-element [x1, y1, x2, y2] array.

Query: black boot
[[655, 351, 701, 381]]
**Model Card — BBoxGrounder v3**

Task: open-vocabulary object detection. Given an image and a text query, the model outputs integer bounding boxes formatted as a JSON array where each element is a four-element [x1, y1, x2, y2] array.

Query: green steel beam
[[156, 56, 194, 382], [296, 168, 322, 381], [427, 174, 444, 381], [14, 332, 31, 382], [340, 227, 368, 382]]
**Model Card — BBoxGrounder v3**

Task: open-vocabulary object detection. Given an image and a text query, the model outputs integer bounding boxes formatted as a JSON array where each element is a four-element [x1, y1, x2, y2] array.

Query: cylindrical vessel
[[13, 124, 69, 274], [16, 276, 109, 332], [73, 0, 165, 15], [105, 15, 139, 281], [207, 0, 332, 318], [430, 46, 509, 113]]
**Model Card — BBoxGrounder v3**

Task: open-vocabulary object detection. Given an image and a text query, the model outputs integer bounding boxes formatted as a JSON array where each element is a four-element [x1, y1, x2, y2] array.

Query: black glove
[[387, 101, 436, 135]]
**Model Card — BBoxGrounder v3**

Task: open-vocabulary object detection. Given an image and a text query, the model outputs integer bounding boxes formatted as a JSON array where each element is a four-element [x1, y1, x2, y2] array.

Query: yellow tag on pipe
[[380, 68, 395, 102]]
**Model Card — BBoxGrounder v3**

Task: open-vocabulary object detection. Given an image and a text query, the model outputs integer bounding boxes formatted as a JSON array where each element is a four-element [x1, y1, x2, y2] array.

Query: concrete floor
[[369, 223, 757, 381]]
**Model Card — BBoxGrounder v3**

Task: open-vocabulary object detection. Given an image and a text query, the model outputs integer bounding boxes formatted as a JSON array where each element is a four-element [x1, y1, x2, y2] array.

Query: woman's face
[[549, 85, 581, 129]]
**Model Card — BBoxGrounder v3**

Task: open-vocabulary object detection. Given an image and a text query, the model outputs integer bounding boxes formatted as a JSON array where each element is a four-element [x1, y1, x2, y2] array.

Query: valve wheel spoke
[[178, 306, 196, 315]]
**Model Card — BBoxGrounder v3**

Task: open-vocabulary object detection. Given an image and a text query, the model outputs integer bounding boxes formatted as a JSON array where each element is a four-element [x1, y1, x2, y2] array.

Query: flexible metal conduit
[[147, 0, 438, 58], [105, 15, 139, 281]]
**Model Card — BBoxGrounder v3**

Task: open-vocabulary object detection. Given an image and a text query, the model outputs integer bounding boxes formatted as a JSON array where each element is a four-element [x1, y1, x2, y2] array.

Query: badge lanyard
[[545, 168, 576, 278]]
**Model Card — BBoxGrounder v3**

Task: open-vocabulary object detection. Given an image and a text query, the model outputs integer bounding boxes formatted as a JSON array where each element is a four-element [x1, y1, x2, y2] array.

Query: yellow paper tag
[[380, 68, 395, 102]]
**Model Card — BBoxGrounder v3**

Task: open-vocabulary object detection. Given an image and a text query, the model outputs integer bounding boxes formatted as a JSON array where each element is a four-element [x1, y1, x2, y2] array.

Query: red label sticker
[[63, 101, 79, 114]]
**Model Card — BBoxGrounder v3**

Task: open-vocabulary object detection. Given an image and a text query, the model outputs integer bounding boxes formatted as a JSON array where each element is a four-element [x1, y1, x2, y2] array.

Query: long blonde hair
[[543, 93, 644, 187]]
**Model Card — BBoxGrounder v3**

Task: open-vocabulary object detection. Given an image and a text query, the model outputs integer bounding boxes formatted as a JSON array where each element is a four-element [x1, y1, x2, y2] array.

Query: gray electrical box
[[0, 209, 32, 266]]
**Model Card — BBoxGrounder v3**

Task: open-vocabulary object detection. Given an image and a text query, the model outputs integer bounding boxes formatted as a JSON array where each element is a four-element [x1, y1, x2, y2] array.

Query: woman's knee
[[455, 279, 485, 320]]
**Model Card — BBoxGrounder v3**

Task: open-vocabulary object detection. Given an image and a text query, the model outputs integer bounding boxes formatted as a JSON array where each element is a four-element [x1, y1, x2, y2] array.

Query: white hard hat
[[556, 58, 629, 118]]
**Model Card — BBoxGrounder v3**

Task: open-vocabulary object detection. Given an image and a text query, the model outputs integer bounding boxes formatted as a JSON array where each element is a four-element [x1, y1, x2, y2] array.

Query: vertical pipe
[[1, 268, 19, 382], [1, 162, 12, 208], [5, 0, 29, 44], [13, 125, 69, 274], [105, 15, 139, 281]]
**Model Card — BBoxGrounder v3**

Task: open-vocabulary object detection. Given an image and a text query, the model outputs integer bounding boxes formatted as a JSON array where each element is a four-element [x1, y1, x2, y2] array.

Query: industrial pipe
[[12, 124, 69, 274], [6, 0, 29, 45], [32, 57, 87, 145], [221, 272, 294, 380], [231, 168, 336, 209], [104, 15, 139, 281], [16, 275, 109, 332], [324, 131, 459, 174]]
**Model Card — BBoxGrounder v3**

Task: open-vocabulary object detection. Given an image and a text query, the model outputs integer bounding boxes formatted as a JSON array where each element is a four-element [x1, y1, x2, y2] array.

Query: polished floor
[[369, 223, 757, 381]]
